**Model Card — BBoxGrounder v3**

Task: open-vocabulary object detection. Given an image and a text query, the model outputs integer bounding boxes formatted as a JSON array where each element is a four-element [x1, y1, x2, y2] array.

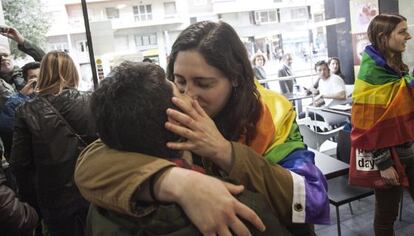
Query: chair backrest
[[297, 117, 344, 150], [336, 129, 351, 164]]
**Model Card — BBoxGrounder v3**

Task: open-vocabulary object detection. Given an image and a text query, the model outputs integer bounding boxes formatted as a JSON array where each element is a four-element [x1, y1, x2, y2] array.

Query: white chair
[[306, 105, 348, 128], [297, 117, 344, 155]]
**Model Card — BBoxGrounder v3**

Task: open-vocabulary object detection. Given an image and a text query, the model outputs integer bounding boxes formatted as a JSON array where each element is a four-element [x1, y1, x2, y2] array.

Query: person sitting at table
[[328, 57, 345, 81], [305, 60, 346, 107]]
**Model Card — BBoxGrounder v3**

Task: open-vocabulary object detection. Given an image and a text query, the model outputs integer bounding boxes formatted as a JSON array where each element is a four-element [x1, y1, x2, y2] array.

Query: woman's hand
[[380, 166, 400, 186], [155, 167, 266, 236], [165, 96, 232, 171]]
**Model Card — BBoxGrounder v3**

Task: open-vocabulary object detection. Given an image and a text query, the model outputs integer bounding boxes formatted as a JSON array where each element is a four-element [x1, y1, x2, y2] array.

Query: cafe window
[[105, 7, 119, 19], [164, 2, 177, 16], [133, 4, 152, 21]]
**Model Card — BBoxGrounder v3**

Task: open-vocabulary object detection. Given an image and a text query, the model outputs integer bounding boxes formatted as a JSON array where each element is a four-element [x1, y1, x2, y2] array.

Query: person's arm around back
[[75, 139, 265, 236]]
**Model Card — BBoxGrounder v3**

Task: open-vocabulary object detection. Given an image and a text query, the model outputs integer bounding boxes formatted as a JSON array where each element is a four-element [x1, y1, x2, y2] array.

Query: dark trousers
[[41, 199, 89, 236], [374, 158, 414, 236]]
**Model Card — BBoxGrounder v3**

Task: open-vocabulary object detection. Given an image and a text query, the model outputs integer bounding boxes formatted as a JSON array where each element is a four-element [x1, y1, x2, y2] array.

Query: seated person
[[306, 60, 346, 107], [85, 61, 291, 235]]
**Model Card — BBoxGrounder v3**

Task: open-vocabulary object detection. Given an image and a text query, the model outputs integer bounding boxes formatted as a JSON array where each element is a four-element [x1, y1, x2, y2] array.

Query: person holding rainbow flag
[[350, 14, 414, 235], [75, 21, 329, 236]]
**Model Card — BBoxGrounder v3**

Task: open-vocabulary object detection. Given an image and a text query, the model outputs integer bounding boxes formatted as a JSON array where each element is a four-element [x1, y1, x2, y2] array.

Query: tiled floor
[[315, 191, 414, 236]]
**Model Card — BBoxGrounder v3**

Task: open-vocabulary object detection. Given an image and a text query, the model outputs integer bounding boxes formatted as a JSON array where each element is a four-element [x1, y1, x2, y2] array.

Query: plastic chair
[[296, 117, 343, 154], [328, 129, 374, 236]]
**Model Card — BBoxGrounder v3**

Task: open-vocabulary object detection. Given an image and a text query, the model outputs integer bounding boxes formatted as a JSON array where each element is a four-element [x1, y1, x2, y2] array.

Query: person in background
[[75, 21, 329, 236], [10, 51, 97, 236], [308, 60, 346, 107], [252, 53, 269, 88], [0, 25, 44, 90], [85, 61, 289, 236], [21, 61, 40, 83], [0, 138, 39, 236], [351, 14, 414, 236], [312, 57, 345, 90], [328, 57, 345, 81], [278, 53, 296, 94]]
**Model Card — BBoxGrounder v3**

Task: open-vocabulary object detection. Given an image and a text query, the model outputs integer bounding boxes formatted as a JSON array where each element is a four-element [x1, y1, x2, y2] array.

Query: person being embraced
[[75, 21, 329, 236]]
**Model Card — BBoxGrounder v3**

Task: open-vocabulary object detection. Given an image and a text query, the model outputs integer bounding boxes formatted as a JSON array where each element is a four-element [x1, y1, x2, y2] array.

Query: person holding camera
[[0, 25, 44, 91]]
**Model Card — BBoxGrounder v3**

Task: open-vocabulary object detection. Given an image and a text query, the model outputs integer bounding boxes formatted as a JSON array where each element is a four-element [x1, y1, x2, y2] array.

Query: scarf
[[351, 45, 414, 149], [239, 82, 330, 225]]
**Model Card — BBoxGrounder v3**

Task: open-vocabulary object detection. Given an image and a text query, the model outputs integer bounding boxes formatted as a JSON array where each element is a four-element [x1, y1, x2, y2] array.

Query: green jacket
[[86, 190, 291, 236]]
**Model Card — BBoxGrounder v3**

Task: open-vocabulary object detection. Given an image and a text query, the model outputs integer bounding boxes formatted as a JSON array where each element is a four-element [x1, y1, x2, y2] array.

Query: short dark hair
[[90, 61, 180, 159], [314, 60, 329, 71], [142, 57, 153, 63], [21, 61, 40, 81]]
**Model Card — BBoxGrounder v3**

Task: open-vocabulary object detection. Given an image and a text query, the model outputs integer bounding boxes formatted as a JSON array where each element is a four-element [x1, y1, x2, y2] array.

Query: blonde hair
[[37, 51, 79, 95]]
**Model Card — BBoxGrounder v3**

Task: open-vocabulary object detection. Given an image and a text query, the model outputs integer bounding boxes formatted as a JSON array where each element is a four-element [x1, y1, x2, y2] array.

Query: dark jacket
[[86, 190, 292, 236], [10, 89, 97, 209], [0, 164, 39, 235], [278, 64, 295, 94], [0, 40, 45, 91]]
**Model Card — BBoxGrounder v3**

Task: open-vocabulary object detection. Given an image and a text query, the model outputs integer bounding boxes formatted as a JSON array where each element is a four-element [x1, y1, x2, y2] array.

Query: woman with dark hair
[[10, 51, 97, 236], [328, 57, 345, 81], [350, 14, 414, 235], [75, 21, 329, 235]]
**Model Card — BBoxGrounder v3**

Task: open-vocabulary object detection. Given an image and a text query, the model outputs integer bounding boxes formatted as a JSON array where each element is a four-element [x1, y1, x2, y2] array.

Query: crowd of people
[[0, 13, 413, 236]]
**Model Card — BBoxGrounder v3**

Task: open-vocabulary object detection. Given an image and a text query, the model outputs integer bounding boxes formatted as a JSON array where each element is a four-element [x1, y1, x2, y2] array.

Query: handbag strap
[[40, 96, 87, 146]]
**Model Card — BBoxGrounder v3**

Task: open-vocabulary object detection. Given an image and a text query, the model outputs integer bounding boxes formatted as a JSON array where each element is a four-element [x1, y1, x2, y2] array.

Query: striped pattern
[[351, 45, 414, 149], [244, 83, 305, 163], [241, 83, 330, 225]]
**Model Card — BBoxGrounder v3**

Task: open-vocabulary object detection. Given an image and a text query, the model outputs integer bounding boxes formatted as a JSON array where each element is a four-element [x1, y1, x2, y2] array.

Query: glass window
[[255, 10, 279, 24], [133, 4, 152, 21], [135, 33, 157, 47], [164, 2, 177, 16], [105, 7, 119, 19]]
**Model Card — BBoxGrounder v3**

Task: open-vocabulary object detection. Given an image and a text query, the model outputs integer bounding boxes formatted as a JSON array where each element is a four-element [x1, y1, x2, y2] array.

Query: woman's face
[[173, 50, 234, 118], [388, 21, 412, 53], [255, 56, 264, 66], [329, 59, 339, 74]]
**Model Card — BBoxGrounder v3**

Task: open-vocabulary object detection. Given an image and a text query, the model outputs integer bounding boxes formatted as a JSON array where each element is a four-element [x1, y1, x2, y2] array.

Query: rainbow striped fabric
[[351, 45, 414, 149], [240, 82, 330, 224]]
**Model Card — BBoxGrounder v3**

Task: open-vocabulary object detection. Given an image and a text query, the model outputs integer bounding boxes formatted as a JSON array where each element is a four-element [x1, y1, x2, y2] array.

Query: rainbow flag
[[351, 45, 414, 149], [240, 82, 330, 224]]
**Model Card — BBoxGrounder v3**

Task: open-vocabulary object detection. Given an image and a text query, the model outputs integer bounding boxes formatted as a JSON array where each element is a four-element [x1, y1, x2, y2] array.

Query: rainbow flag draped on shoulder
[[351, 45, 414, 149], [240, 81, 330, 224]]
